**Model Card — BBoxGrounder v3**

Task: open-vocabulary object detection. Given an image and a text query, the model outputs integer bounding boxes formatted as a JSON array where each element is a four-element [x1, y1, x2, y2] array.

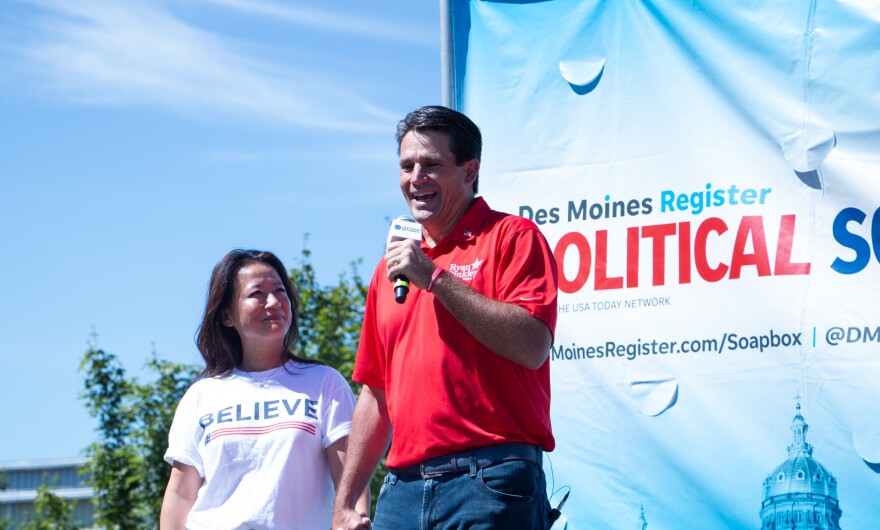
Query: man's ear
[[464, 159, 480, 183]]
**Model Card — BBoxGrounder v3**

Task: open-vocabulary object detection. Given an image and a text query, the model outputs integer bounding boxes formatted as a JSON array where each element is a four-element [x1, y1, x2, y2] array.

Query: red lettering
[[730, 216, 771, 279], [694, 217, 729, 282], [642, 223, 676, 286], [594, 230, 623, 290], [678, 221, 691, 284], [550, 214, 811, 293], [774, 214, 811, 275], [554, 231, 591, 294], [626, 226, 640, 288]]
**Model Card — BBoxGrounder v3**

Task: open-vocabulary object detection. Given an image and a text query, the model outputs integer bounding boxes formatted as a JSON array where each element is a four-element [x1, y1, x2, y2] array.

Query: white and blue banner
[[446, 1, 880, 528]]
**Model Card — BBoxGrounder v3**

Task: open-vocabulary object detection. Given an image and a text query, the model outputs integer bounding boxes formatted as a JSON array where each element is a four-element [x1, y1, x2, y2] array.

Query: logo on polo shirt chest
[[448, 258, 484, 282]]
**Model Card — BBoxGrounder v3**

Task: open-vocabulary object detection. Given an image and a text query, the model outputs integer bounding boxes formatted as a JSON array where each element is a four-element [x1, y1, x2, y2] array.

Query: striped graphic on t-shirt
[[205, 421, 316, 445]]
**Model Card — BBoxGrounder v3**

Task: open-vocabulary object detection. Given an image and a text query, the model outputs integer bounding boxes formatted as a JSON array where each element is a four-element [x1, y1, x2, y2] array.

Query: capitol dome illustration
[[759, 400, 843, 529]]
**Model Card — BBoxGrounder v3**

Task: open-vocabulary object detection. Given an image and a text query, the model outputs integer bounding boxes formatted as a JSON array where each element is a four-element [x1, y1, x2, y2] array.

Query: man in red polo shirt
[[333, 106, 558, 530]]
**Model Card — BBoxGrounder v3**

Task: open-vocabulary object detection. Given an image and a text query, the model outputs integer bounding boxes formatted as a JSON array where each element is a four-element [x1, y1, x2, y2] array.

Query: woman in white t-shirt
[[160, 249, 371, 530]]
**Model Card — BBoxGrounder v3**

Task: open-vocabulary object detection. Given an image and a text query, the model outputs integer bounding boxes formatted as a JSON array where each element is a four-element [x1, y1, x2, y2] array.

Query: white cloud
[[206, 144, 392, 164], [5, 0, 403, 132], [202, 0, 436, 47]]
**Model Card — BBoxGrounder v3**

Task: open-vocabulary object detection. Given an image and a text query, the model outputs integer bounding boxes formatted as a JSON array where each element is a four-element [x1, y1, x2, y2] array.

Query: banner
[[446, 1, 880, 528]]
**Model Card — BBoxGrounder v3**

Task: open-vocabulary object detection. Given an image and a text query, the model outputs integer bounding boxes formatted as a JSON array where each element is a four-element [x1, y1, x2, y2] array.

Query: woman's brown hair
[[196, 249, 322, 378]]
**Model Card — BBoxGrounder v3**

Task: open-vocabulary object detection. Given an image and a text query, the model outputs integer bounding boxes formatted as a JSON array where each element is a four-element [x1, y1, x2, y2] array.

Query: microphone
[[386, 216, 423, 303]]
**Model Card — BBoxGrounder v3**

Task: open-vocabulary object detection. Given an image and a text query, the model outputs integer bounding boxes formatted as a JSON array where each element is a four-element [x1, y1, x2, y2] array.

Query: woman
[[160, 249, 370, 529]]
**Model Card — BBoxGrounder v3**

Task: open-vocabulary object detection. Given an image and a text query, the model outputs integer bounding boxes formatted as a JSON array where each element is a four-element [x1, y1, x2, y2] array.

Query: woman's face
[[222, 262, 292, 352]]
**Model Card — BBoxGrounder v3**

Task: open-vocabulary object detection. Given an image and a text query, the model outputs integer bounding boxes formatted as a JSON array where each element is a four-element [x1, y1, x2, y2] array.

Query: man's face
[[398, 129, 478, 242]]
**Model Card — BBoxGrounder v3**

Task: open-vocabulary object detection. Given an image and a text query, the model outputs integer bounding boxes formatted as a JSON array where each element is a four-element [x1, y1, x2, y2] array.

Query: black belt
[[392, 443, 542, 480]]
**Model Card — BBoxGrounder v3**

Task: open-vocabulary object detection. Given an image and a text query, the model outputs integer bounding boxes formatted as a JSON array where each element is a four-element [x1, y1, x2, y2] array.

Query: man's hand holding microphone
[[385, 217, 440, 303]]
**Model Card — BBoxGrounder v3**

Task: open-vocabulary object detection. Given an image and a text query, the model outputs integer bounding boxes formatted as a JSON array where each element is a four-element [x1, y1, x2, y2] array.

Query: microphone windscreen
[[386, 216, 422, 248]]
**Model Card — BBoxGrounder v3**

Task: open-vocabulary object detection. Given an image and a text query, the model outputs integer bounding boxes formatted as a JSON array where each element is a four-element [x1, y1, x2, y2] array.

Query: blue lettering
[[873, 207, 880, 264], [660, 191, 674, 212], [659, 185, 770, 215], [283, 399, 301, 416], [217, 406, 233, 423], [675, 193, 688, 212], [690, 190, 704, 215], [305, 399, 318, 420], [568, 200, 588, 221], [235, 404, 252, 421], [199, 413, 214, 428], [626, 199, 641, 216], [728, 184, 741, 205], [831, 207, 871, 274], [264, 400, 279, 419]]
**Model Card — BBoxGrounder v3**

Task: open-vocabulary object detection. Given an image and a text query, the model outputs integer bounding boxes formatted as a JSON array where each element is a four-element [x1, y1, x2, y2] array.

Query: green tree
[[0, 472, 8, 530], [80, 342, 141, 529], [130, 355, 200, 523], [16, 484, 77, 530], [80, 341, 197, 529], [291, 242, 367, 394], [290, 242, 388, 515], [80, 244, 386, 525]]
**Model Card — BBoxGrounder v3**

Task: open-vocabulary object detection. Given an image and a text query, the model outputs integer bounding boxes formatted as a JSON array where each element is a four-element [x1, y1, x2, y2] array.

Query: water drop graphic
[[852, 416, 880, 466], [780, 127, 836, 173], [559, 58, 605, 94], [630, 379, 678, 416]]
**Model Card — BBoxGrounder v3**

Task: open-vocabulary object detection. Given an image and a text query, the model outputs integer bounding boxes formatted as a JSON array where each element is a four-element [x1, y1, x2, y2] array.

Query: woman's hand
[[327, 437, 372, 529]]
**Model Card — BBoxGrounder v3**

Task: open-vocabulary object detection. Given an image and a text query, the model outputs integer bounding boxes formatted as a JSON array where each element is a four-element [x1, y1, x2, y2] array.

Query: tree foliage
[[131, 356, 201, 522], [79, 244, 387, 526], [16, 484, 78, 530], [291, 242, 367, 394], [0, 472, 8, 530], [0, 469, 75, 530], [289, 242, 388, 514], [80, 342, 198, 529]]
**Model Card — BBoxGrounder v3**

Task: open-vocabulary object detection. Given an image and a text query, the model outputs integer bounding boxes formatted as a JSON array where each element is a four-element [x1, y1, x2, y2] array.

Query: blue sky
[[0, 0, 440, 462]]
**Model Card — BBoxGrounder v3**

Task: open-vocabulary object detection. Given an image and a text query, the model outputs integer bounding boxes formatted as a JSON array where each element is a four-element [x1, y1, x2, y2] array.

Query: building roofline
[[0, 487, 94, 503], [0, 457, 89, 471]]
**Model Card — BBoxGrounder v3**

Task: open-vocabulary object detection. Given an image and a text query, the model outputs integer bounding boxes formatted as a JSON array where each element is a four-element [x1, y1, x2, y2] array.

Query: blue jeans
[[373, 444, 551, 530]]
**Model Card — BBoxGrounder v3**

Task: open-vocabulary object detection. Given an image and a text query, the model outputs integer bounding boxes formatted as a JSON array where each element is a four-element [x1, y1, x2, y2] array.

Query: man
[[333, 106, 558, 529]]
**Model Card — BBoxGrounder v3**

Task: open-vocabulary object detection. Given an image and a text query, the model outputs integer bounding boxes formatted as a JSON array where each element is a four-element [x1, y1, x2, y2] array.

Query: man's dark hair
[[396, 105, 482, 193]]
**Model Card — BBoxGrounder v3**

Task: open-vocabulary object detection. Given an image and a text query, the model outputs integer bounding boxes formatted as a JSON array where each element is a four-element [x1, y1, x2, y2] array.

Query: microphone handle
[[393, 275, 410, 304]]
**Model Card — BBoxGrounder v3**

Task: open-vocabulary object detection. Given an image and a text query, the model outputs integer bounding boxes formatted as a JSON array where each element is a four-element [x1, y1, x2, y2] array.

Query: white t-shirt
[[164, 360, 356, 530]]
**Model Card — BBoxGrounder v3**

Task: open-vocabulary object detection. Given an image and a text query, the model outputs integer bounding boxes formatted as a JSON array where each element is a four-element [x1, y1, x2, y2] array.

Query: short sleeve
[[495, 227, 559, 341], [352, 262, 388, 390], [163, 384, 205, 477], [321, 369, 357, 449]]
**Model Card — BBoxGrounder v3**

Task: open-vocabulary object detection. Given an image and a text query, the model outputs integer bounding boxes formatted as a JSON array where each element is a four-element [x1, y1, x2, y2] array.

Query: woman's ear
[[221, 310, 234, 328]]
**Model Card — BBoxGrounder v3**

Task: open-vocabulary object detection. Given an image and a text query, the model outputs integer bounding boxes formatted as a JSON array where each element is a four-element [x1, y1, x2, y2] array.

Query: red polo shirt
[[353, 198, 558, 468]]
